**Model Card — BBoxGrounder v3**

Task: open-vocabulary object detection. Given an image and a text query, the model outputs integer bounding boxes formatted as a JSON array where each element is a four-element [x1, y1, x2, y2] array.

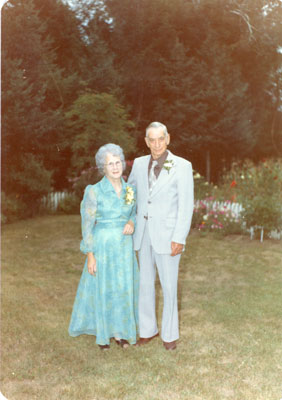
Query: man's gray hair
[[95, 143, 126, 175], [146, 121, 168, 137]]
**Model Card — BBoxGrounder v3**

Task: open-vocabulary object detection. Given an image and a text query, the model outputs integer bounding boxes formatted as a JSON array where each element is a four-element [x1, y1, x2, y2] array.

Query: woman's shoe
[[99, 344, 110, 351], [115, 339, 129, 349]]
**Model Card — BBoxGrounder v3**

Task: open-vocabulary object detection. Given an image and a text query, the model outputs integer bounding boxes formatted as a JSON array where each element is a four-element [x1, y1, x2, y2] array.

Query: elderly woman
[[69, 144, 139, 350]]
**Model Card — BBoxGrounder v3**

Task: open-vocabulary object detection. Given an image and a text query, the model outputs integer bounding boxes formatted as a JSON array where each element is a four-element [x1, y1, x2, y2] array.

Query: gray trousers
[[138, 222, 181, 342]]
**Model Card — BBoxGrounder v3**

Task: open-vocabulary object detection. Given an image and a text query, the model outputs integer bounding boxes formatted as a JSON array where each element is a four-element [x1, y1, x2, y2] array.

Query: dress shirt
[[148, 150, 168, 180]]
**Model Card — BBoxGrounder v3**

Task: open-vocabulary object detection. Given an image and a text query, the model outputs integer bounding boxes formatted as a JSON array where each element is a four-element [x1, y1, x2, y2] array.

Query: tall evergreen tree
[[2, 0, 67, 208], [99, 0, 281, 177]]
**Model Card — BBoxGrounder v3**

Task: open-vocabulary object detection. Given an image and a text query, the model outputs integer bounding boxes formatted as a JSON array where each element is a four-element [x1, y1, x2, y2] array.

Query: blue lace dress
[[68, 176, 139, 345]]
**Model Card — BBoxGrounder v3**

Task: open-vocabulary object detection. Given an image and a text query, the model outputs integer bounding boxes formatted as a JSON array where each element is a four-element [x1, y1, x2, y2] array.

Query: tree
[[32, 0, 86, 76], [3, 0, 281, 211], [65, 92, 136, 173], [99, 0, 281, 178], [224, 0, 282, 159], [1, 0, 67, 210]]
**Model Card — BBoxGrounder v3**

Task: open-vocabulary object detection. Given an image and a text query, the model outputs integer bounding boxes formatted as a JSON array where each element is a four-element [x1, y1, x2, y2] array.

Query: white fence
[[194, 199, 243, 218], [194, 199, 281, 241], [41, 191, 73, 211], [43, 193, 280, 240], [43, 193, 244, 215]]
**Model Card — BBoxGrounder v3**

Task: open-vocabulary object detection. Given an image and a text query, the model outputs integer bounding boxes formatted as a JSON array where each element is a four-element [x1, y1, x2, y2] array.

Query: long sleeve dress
[[68, 176, 139, 345]]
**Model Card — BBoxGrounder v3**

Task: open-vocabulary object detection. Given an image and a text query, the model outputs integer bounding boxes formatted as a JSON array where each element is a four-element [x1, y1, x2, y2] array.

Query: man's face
[[145, 127, 170, 160]]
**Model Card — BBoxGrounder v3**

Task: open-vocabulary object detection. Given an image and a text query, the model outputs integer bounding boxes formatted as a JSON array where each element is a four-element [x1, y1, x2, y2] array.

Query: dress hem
[[69, 330, 137, 345]]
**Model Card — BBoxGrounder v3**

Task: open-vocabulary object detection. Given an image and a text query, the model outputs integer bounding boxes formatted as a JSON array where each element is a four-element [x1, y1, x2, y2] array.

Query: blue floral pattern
[[68, 177, 139, 345]]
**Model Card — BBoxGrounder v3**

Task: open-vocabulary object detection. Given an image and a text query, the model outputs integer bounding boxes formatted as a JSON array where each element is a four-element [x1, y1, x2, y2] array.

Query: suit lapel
[[142, 155, 151, 193], [150, 151, 177, 197]]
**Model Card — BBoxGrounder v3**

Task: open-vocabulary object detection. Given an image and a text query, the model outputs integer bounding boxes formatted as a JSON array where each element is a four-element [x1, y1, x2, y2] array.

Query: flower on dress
[[125, 186, 135, 205], [163, 160, 174, 174]]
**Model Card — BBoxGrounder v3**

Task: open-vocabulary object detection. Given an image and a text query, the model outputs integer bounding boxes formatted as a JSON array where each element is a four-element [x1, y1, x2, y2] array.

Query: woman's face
[[104, 153, 123, 180]]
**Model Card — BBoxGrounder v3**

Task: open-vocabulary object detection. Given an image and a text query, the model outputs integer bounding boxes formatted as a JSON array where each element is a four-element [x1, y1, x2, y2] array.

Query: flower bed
[[193, 199, 243, 235], [192, 159, 282, 240]]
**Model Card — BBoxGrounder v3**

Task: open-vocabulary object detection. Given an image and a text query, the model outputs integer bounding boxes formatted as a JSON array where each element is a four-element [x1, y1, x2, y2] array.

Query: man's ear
[[166, 134, 170, 145], [145, 137, 150, 148]]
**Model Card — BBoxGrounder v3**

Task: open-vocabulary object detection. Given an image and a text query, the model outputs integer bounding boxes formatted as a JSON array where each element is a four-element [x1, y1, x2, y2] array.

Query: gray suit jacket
[[128, 150, 194, 254]]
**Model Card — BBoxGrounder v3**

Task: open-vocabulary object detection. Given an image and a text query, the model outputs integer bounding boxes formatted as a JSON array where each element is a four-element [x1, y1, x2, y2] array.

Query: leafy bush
[[12, 154, 53, 201], [193, 171, 214, 200], [1, 192, 28, 223], [56, 193, 80, 215], [2, 154, 53, 222], [66, 92, 136, 172], [7, 154, 53, 218], [68, 167, 100, 199], [218, 159, 282, 233]]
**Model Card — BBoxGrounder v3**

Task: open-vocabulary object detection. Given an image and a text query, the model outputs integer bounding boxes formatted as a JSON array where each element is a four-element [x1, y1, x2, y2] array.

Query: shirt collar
[[149, 150, 168, 169]]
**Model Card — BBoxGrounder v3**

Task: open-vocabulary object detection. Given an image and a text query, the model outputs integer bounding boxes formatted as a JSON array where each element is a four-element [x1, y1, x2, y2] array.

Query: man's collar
[[150, 150, 168, 166]]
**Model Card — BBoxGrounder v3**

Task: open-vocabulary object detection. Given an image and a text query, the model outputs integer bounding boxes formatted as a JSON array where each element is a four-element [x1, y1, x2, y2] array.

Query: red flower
[[230, 180, 237, 188]]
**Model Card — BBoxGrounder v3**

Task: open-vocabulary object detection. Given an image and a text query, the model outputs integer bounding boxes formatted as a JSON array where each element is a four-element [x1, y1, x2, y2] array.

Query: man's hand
[[171, 241, 184, 256]]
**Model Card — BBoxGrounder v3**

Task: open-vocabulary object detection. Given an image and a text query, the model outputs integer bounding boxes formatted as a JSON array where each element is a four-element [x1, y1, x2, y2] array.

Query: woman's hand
[[87, 252, 97, 276], [123, 220, 134, 235]]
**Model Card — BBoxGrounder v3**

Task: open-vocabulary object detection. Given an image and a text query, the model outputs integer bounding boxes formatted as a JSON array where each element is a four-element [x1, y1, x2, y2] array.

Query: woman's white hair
[[95, 143, 126, 175], [146, 121, 168, 137]]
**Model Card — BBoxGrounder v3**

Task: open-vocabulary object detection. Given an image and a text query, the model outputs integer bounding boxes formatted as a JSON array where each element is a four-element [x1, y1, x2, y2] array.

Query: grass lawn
[[1, 215, 282, 400]]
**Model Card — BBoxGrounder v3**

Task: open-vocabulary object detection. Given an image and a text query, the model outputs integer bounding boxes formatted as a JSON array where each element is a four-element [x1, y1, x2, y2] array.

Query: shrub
[[193, 171, 214, 200], [56, 193, 80, 215], [68, 167, 100, 199], [1, 192, 28, 223], [12, 154, 53, 202], [218, 159, 282, 233], [3, 153, 54, 221], [66, 92, 136, 172]]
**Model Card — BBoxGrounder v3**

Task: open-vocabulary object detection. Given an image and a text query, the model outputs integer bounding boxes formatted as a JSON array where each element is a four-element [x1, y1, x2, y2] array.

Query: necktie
[[149, 160, 158, 193]]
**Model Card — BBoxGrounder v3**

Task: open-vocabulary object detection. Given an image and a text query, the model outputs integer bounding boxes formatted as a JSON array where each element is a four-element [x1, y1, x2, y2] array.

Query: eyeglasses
[[105, 161, 122, 169]]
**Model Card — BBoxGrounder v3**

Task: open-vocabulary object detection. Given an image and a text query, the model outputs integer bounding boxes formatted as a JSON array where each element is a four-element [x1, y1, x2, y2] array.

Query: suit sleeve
[[127, 159, 137, 187], [171, 161, 194, 245]]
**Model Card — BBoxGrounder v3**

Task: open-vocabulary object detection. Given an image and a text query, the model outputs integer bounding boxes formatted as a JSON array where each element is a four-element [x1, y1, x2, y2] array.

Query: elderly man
[[128, 121, 194, 350]]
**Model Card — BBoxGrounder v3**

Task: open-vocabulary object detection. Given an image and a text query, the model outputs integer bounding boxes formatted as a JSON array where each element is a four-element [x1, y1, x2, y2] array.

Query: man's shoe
[[163, 340, 177, 351], [135, 333, 159, 346]]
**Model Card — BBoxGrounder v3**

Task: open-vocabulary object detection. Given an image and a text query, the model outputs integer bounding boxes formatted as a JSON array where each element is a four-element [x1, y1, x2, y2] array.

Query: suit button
[[148, 200, 151, 204]]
